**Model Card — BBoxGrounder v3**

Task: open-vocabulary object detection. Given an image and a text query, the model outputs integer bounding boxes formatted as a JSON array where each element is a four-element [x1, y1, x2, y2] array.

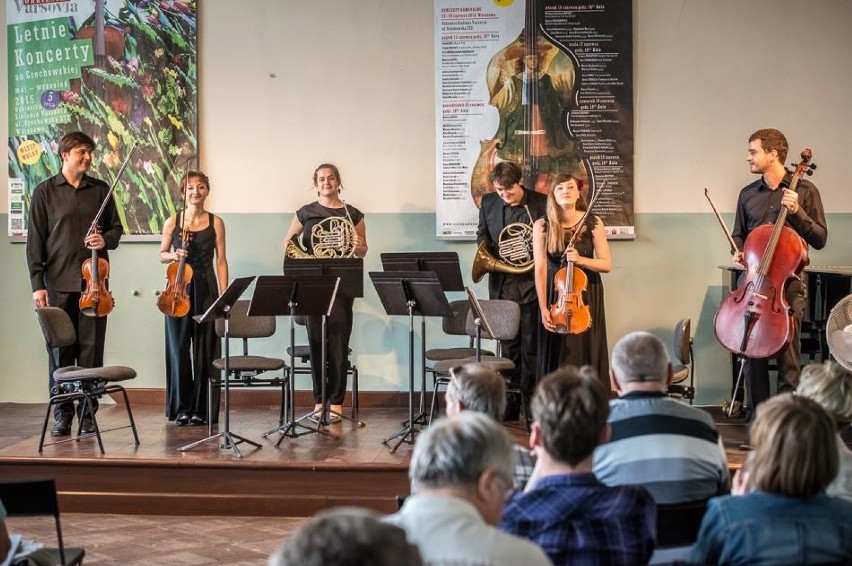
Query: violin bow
[[85, 142, 137, 240], [704, 188, 740, 256], [567, 179, 607, 249]]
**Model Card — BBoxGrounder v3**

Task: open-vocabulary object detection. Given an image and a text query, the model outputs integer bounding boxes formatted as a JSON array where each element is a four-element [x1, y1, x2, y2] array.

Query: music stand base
[[179, 431, 262, 459], [382, 425, 418, 454]]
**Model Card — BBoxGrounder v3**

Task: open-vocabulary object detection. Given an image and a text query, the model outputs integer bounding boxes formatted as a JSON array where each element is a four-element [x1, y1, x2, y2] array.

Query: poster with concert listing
[[435, 0, 634, 239], [7, 0, 198, 239]]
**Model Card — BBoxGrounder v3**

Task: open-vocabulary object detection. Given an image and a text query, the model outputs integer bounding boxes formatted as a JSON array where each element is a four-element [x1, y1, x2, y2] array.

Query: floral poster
[[7, 0, 198, 239]]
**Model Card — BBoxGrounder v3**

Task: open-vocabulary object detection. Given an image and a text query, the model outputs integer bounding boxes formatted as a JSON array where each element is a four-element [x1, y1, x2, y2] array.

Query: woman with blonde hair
[[691, 393, 852, 564], [797, 360, 852, 502]]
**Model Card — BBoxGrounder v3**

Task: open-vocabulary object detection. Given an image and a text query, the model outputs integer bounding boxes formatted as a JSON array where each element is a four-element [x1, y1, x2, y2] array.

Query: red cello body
[[713, 149, 814, 358]]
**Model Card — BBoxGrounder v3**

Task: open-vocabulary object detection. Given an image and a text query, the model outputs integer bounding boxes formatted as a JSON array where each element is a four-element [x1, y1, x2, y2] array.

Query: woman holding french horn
[[533, 174, 611, 387], [283, 163, 367, 423]]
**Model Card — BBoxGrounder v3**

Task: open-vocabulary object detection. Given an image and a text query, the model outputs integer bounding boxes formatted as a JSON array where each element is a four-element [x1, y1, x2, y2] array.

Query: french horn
[[471, 221, 534, 283], [285, 216, 356, 259]]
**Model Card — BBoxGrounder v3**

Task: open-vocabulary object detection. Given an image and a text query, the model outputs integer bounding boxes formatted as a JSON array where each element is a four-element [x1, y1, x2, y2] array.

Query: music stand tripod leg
[[382, 299, 419, 452]]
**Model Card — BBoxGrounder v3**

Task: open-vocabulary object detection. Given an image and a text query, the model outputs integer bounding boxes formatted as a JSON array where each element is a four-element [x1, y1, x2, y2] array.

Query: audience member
[[269, 507, 421, 566], [797, 360, 852, 502], [501, 366, 656, 565], [445, 363, 535, 490], [691, 394, 852, 565], [386, 412, 552, 566], [1, 501, 11, 563], [593, 331, 729, 504]]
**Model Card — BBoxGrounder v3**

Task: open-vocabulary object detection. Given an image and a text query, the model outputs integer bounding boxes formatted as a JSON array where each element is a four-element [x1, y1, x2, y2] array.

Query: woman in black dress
[[533, 174, 611, 387], [159, 171, 229, 425], [283, 163, 368, 423]]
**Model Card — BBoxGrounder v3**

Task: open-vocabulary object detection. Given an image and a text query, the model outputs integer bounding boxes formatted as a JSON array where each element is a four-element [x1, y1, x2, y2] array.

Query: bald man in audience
[[593, 331, 729, 504], [444, 363, 535, 490]]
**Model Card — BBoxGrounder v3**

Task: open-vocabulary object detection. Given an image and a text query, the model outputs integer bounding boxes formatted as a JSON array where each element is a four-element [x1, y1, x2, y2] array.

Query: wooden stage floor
[[0, 401, 751, 518]]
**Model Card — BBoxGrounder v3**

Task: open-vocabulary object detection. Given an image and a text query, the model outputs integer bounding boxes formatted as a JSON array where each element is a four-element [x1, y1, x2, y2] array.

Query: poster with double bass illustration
[[6, 0, 198, 239], [435, 0, 634, 239]]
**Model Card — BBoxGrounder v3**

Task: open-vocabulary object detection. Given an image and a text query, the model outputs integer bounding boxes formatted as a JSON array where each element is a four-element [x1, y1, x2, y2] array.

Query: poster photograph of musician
[[6, 0, 198, 239], [435, 0, 634, 240]]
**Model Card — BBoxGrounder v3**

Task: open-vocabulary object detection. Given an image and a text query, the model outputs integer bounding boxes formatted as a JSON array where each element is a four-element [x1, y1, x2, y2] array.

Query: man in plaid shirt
[[500, 366, 656, 565]]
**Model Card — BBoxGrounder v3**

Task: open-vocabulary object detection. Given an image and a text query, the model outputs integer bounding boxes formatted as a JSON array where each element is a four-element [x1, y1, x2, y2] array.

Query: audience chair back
[[34, 307, 140, 454], [0, 478, 85, 565]]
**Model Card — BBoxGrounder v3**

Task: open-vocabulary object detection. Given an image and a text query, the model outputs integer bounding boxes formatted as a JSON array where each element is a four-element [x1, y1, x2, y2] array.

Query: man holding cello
[[729, 128, 827, 421], [26, 131, 124, 436]]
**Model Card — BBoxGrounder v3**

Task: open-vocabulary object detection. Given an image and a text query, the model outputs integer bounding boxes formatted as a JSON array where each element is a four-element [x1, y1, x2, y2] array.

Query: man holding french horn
[[283, 163, 367, 423], [475, 162, 547, 418]]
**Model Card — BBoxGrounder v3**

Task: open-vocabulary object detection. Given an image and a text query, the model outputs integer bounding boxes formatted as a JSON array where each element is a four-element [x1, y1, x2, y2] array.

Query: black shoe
[[51, 416, 72, 436], [175, 414, 190, 426], [80, 417, 97, 434], [189, 415, 205, 426]]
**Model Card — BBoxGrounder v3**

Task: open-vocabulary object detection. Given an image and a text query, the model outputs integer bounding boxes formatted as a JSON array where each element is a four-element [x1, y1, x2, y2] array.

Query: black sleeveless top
[[171, 212, 216, 272]]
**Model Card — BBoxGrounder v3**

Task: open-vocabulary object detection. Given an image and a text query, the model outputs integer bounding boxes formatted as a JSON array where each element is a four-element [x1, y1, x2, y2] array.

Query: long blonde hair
[[545, 174, 587, 255]]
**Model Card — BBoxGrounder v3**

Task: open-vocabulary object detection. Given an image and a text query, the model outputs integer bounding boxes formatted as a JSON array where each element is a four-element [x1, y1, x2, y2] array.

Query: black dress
[[537, 214, 610, 388], [164, 212, 221, 421]]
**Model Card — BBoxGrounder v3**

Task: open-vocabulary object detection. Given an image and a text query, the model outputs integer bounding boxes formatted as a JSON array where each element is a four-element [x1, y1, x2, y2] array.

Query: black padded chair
[[648, 498, 709, 564], [211, 300, 289, 430], [35, 307, 140, 454], [0, 478, 85, 565], [286, 315, 360, 418], [668, 318, 695, 404], [428, 299, 522, 425]]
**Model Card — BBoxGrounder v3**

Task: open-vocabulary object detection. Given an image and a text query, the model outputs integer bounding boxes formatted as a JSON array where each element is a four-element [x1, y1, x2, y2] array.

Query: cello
[[79, 143, 137, 317], [548, 183, 604, 334], [157, 227, 194, 318], [713, 149, 816, 359]]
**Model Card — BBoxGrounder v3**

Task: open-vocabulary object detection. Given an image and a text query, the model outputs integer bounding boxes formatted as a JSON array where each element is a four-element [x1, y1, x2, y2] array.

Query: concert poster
[[435, 0, 634, 239], [6, 0, 198, 239]]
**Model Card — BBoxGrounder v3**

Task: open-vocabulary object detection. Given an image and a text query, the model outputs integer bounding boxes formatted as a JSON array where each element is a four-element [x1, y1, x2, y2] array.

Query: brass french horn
[[471, 221, 534, 283], [285, 216, 356, 259]]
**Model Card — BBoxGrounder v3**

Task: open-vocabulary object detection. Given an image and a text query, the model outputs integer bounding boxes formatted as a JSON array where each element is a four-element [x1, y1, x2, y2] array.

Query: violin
[[470, 0, 584, 205], [158, 228, 194, 318], [77, 143, 137, 318], [549, 245, 591, 335], [714, 149, 816, 359], [79, 234, 114, 317]]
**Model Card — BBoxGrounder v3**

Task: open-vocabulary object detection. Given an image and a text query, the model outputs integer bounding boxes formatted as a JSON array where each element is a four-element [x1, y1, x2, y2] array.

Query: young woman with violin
[[159, 171, 229, 426], [282, 163, 367, 423], [26, 131, 124, 437], [533, 174, 611, 387], [725, 128, 827, 422]]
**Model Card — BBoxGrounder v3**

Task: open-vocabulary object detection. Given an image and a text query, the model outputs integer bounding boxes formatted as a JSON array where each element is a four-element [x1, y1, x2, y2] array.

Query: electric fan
[[826, 294, 852, 371]]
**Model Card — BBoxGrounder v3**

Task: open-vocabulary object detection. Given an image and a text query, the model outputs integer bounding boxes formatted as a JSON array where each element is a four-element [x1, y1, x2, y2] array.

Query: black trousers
[[305, 294, 354, 405], [46, 290, 106, 420], [743, 279, 807, 417], [164, 312, 221, 422]]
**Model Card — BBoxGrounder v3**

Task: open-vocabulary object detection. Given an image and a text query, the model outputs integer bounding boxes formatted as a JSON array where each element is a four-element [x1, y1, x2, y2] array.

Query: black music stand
[[284, 258, 365, 429], [179, 276, 260, 458], [370, 271, 452, 453], [247, 275, 339, 441], [381, 252, 464, 425]]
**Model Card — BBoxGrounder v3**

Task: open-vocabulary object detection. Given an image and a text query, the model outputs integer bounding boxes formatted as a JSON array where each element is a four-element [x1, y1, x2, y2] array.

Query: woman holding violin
[[282, 163, 367, 424], [533, 174, 611, 386], [159, 171, 229, 426], [727, 129, 827, 422], [26, 131, 124, 437]]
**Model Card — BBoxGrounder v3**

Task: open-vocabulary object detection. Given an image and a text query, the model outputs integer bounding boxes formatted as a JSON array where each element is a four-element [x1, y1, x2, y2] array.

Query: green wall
[[3, 212, 850, 406]]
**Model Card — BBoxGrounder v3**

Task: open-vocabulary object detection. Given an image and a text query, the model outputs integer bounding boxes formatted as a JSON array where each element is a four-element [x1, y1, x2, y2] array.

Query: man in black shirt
[[26, 131, 124, 436], [477, 162, 547, 415], [730, 128, 827, 420]]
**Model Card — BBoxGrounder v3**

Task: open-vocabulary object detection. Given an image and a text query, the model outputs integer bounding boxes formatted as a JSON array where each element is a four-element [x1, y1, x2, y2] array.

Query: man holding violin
[[731, 128, 827, 421], [26, 131, 123, 436]]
